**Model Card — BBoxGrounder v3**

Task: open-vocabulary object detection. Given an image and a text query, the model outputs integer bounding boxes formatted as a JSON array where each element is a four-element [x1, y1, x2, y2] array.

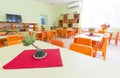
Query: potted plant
[[14, 29, 20, 34], [22, 36, 47, 59], [88, 27, 95, 35], [101, 24, 110, 33], [4, 29, 10, 35]]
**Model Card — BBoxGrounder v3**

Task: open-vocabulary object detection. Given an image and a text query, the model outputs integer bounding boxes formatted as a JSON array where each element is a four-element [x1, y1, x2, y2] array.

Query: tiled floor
[[55, 37, 120, 64]]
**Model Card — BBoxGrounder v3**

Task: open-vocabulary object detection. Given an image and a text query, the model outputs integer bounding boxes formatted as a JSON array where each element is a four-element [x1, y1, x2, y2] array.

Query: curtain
[[81, 0, 120, 29]]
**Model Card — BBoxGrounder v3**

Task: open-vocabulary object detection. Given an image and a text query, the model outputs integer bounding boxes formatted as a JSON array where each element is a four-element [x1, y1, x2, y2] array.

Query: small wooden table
[[74, 32, 104, 42]]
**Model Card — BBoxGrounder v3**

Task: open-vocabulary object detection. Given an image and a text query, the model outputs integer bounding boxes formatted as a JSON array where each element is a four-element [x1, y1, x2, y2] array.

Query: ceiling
[[37, 0, 81, 6]]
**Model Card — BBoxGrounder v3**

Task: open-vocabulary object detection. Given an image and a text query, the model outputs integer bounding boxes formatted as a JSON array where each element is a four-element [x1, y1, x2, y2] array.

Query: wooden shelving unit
[[58, 13, 80, 28], [0, 22, 38, 32]]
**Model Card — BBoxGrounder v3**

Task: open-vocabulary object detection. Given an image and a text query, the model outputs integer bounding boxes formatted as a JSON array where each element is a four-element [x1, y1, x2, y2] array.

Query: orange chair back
[[71, 29, 76, 37], [108, 32, 112, 44], [109, 32, 119, 46], [75, 37, 92, 46], [46, 31, 52, 42], [69, 43, 93, 56], [51, 30, 57, 38], [115, 32, 119, 46], [62, 29, 67, 37], [51, 39, 64, 48], [7, 35, 22, 46], [57, 28, 62, 37], [98, 37, 108, 60], [41, 31, 47, 41]]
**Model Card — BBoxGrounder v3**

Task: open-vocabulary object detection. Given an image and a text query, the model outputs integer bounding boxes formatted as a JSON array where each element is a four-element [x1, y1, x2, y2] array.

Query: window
[[82, 0, 120, 28], [40, 15, 47, 26]]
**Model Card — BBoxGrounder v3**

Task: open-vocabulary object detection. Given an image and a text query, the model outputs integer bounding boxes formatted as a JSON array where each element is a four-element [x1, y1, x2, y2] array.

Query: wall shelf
[[0, 22, 38, 32], [58, 13, 80, 28]]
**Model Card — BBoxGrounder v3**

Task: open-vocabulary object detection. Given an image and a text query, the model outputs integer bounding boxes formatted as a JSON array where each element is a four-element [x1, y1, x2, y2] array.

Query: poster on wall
[[40, 14, 47, 26]]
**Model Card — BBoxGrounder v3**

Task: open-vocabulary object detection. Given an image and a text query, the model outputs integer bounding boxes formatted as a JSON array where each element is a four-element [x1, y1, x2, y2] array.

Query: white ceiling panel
[[37, 0, 81, 5]]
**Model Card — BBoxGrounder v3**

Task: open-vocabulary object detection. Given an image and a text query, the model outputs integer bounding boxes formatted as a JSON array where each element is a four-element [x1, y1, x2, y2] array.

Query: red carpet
[[3, 49, 63, 69]]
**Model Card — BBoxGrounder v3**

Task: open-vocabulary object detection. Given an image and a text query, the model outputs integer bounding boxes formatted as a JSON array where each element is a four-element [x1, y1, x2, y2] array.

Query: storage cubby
[[0, 22, 38, 32], [58, 13, 80, 28]]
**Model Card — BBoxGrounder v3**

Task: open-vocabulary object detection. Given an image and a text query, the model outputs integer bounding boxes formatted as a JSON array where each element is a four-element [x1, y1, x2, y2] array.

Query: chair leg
[[93, 51, 97, 57], [102, 51, 106, 61], [108, 32, 112, 44], [115, 39, 118, 46]]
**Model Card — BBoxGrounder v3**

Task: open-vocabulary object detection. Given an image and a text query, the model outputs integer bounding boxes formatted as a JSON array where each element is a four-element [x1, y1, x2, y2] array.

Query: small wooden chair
[[51, 39, 65, 48], [97, 37, 108, 60], [69, 43, 93, 56], [46, 31, 52, 42], [109, 32, 119, 46], [74, 37, 92, 46], [41, 31, 47, 41]]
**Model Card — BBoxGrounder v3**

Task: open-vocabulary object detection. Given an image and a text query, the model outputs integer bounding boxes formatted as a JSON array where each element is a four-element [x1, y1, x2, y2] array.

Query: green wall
[[0, 0, 57, 30], [0, 0, 82, 30]]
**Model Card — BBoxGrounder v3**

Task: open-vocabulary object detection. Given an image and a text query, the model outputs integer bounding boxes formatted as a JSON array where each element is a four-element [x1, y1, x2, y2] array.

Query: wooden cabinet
[[58, 13, 80, 28], [13, 23, 25, 31], [23, 23, 38, 31], [0, 22, 38, 32], [0, 22, 13, 31]]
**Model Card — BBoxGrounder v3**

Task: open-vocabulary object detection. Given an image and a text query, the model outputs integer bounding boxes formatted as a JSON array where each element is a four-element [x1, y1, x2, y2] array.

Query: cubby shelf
[[58, 13, 80, 28], [0, 22, 38, 32]]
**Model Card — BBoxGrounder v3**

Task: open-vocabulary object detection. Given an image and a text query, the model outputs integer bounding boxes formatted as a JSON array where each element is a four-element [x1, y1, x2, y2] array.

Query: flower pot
[[33, 49, 47, 59], [89, 32, 93, 35]]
